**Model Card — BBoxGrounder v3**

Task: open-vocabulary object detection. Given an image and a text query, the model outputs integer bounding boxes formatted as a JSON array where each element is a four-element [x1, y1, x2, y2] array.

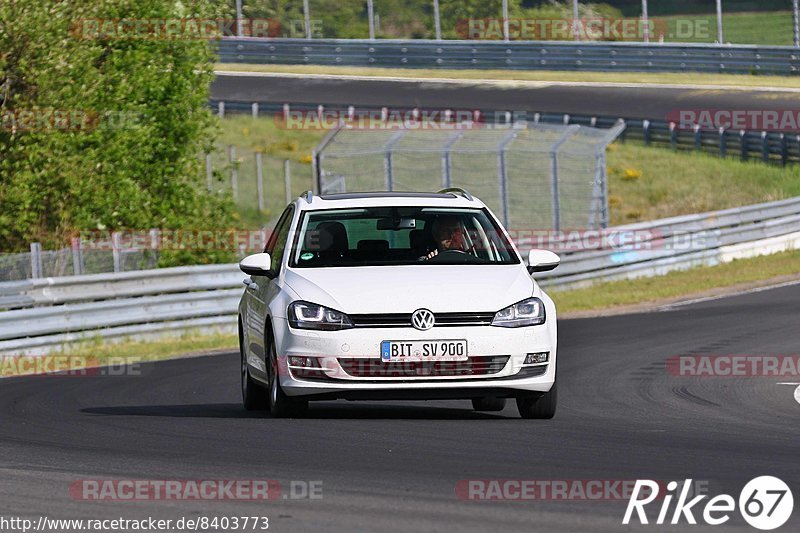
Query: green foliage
[[0, 0, 237, 262]]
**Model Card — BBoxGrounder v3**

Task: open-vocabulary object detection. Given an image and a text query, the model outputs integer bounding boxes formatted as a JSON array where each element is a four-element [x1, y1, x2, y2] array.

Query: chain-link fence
[[224, 0, 800, 46], [316, 121, 625, 232], [0, 147, 312, 282]]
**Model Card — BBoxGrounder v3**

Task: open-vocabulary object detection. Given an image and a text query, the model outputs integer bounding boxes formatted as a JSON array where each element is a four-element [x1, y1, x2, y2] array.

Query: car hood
[[283, 264, 535, 314]]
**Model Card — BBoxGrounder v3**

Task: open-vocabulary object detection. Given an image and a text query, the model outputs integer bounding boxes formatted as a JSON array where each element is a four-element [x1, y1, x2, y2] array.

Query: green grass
[[605, 141, 800, 224], [216, 63, 800, 90], [550, 248, 800, 314], [658, 11, 795, 45]]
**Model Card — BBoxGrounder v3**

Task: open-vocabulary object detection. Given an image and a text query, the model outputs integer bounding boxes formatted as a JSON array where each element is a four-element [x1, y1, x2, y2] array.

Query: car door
[[245, 205, 295, 371]]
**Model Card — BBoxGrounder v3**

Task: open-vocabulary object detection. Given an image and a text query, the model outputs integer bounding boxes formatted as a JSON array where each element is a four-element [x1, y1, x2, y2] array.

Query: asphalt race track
[[1, 283, 798, 531], [211, 73, 800, 120]]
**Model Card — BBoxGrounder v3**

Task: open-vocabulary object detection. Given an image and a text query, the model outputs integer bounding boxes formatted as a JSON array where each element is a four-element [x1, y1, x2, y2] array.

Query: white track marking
[[215, 70, 800, 93], [658, 279, 800, 311]]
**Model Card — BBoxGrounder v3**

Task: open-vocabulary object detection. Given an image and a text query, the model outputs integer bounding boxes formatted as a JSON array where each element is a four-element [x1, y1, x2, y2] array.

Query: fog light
[[524, 352, 549, 364]]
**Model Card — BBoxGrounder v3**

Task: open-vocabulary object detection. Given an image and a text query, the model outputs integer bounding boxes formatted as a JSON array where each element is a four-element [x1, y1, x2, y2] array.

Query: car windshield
[[290, 207, 519, 268]]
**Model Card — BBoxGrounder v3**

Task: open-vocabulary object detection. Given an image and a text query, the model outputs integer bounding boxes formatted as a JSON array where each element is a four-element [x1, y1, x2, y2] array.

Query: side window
[[264, 206, 294, 273]]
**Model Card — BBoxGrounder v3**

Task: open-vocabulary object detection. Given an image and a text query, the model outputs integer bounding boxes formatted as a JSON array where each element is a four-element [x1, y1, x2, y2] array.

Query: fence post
[[30, 242, 42, 279], [303, 0, 312, 39], [256, 152, 265, 211], [433, 0, 442, 40], [229, 145, 238, 201], [367, 0, 375, 40], [641, 0, 649, 43], [205, 153, 213, 192], [71, 237, 84, 276], [497, 129, 517, 228], [502, 0, 509, 42], [284, 159, 293, 205], [794, 0, 800, 47], [235, 0, 243, 36], [112, 232, 121, 273], [572, 0, 580, 41], [715, 0, 724, 43]]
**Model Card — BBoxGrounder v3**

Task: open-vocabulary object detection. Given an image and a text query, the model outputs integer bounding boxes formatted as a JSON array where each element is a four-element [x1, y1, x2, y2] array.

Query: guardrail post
[[740, 130, 748, 161], [643, 119, 651, 145], [694, 124, 702, 150], [218, 101, 225, 118], [284, 159, 293, 205], [71, 237, 84, 276], [669, 122, 677, 151], [229, 145, 238, 201], [780, 134, 788, 166], [112, 232, 122, 273], [761, 131, 770, 162], [30, 242, 42, 279], [719, 127, 727, 158], [251, 102, 259, 118], [256, 152, 265, 211]]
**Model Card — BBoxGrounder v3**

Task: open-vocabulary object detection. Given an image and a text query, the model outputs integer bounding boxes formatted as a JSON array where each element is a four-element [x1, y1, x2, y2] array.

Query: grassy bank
[[550, 249, 800, 314]]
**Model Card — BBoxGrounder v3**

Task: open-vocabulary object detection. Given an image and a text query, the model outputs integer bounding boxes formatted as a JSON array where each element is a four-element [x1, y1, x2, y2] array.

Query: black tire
[[266, 332, 308, 418], [516, 383, 557, 419], [471, 397, 507, 412], [240, 323, 267, 411]]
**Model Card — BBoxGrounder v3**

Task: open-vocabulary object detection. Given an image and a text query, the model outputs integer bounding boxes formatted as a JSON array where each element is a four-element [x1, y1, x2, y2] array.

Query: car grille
[[349, 312, 495, 328], [337, 355, 510, 378]]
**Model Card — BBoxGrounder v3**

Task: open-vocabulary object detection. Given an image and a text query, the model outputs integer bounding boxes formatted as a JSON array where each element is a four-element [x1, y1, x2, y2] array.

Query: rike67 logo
[[624, 477, 793, 530]]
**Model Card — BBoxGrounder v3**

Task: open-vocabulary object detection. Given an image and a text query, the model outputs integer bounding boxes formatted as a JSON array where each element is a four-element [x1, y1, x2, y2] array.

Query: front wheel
[[266, 334, 308, 418], [241, 328, 267, 411], [516, 383, 557, 419]]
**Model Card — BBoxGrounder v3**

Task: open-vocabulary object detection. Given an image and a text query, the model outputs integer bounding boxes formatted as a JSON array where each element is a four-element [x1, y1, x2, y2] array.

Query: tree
[[0, 0, 236, 264]]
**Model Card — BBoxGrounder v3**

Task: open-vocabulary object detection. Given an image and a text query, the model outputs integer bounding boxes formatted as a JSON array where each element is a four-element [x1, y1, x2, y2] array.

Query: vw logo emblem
[[411, 309, 435, 331]]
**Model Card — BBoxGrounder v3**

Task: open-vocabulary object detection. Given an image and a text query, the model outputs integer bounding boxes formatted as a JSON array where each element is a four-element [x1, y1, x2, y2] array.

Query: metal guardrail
[[1, 196, 799, 354], [217, 38, 800, 75]]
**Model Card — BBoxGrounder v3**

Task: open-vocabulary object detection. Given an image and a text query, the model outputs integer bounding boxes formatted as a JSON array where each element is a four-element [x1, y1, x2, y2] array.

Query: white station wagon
[[238, 189, 560, 418]]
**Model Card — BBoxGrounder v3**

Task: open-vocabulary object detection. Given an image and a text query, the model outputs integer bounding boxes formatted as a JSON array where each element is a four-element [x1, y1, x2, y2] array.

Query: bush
[[0, 0, 237, 264]]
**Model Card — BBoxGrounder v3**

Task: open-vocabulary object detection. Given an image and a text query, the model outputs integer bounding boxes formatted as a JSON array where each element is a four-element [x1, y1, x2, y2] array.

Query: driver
[[421, 216, 467, 260]]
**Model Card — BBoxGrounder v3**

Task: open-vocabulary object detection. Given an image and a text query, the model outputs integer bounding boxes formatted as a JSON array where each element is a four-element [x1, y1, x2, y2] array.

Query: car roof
[[295, 191, 485, 210]]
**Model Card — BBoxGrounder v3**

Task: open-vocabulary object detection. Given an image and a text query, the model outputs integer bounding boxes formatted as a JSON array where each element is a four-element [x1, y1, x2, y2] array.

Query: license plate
[[380, 340, 468, 362]]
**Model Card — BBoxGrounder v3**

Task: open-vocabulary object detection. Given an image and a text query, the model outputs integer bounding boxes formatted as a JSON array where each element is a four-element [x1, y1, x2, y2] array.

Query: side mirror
[[239, 252, 273, 277], [527, 249, 560, 274]]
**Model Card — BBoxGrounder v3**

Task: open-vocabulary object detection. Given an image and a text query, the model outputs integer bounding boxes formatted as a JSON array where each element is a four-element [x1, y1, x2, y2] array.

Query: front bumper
[[273, 318, 556, 398]]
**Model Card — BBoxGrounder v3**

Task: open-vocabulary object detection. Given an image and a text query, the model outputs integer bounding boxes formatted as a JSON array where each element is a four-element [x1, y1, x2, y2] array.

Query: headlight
[[288, 301, 353, 331], [491, 297, 546, 328]]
